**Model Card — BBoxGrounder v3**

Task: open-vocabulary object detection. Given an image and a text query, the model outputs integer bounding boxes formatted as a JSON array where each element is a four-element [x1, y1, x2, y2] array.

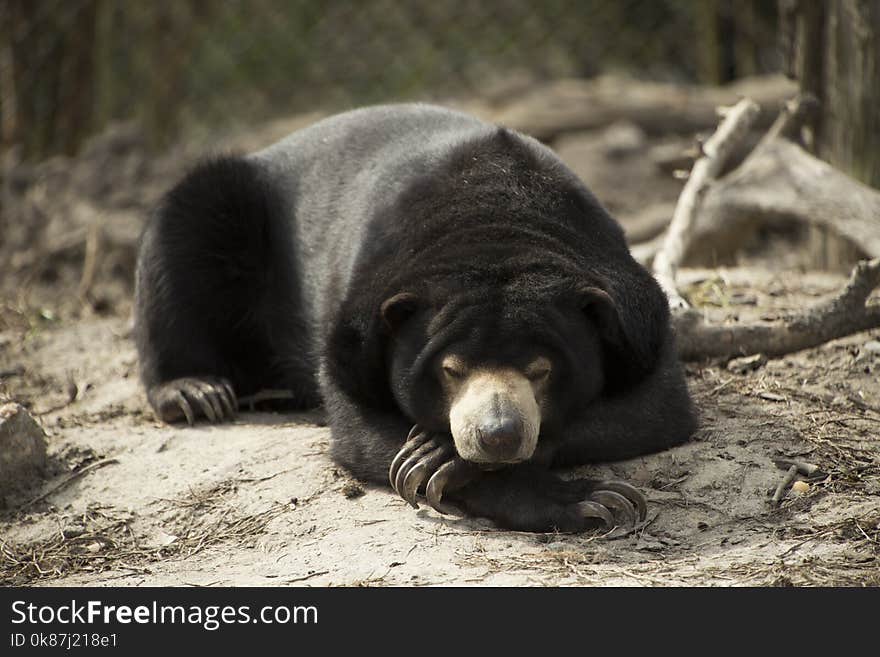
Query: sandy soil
[[1, 106, 878, 587]]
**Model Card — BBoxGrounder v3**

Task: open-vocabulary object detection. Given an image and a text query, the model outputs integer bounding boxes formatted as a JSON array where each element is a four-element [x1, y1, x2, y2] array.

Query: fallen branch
[[21, 458, 119, 510], [642, 94, 880, 267], [653, 99, 760, 308], [694, 138, 880, 259], [237, 389, 296, 410], [492, 74, 795, 141], [674, 258, 880, 360], [636, 90, 880, 361], [771, 465, 799, 507], [773, 459, 824, 478], [754, 92, 818, 149]]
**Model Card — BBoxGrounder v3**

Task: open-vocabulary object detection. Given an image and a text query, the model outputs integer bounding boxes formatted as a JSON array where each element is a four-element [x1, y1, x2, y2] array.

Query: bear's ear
[[326, 291, 424, 410], [577, 285, 619, 337], [380, 292, 420, 332], [576, 281, 668, 392]]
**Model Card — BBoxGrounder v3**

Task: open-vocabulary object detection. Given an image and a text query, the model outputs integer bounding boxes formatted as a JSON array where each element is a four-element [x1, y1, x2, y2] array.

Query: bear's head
[[358, 276, 668, 466]]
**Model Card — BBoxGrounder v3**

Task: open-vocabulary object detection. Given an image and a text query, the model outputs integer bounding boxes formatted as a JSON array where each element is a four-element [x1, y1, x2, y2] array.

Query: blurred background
[[2, 0, 780, 159], [0, 0, 878, 324]]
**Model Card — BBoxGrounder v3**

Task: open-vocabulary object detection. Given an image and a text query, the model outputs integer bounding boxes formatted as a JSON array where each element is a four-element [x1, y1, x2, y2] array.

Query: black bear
[[135, 104, 697, 533]]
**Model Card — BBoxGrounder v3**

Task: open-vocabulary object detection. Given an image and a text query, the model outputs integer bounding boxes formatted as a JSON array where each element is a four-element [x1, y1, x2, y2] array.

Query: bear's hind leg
[[135, 156, 315, 424]]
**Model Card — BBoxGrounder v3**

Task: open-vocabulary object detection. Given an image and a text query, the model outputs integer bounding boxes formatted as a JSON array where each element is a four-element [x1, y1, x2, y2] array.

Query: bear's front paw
[[148, 377, 237, 425], [567, 479, 648, 536], [389, 425, 479, 511], [444, 472, 648, 534]]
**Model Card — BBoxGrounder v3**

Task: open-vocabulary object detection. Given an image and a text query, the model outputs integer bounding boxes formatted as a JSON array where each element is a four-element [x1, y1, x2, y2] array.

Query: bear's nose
[[477, 415, 521, 460]]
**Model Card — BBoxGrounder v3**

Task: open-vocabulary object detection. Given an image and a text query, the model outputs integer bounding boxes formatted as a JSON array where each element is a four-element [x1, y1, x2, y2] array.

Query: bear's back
[[250, 104, 500, 327], [248, 104, 633, 341]]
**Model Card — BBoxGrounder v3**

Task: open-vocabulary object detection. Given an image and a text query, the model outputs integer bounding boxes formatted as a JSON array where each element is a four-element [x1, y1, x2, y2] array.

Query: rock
[[0, 402, 48, 495], [61, 523, 87, 538], [791, 481, 810, 495], [863, 340, 880, 354], [600, 121, 646, 159], [854, 340, 880, 363], [544, 541, 574, 552], [341, 481, 365, 499]]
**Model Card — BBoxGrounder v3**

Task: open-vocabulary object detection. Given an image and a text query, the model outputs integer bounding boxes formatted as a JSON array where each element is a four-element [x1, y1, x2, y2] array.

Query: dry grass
[[158, 479, 292, 558], [1, 504, 140, 585], [0, 479, 292, 586]]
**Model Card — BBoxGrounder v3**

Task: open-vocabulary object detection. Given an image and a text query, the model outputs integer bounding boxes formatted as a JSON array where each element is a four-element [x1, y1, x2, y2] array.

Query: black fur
[[134, 104, 697, 531], [135, 157, 318, 407]]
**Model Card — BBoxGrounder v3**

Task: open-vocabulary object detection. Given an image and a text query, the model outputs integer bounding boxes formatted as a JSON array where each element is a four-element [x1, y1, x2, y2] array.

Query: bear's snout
[[448, 368, 540, 465], [476, 413, 523, 460]]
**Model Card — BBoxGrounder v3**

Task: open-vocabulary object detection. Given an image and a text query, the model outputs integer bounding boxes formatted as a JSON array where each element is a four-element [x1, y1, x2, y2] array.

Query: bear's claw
[[576, 500, 615, 527], [149, 377, 237, 425], [589, 490, 636, 528], [579, 480, 647, 536], [388, 427, 649, 534], [393, 439, 439, 498], [389, 428, 456, 508], [389, 428, 433, 494], [425, 459, 460, 511], [401, 445, 454, 508], [390, 426, 477, 511]]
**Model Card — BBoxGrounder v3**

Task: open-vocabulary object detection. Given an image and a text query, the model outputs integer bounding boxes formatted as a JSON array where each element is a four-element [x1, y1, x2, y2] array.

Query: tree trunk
[[697, 0, 779, 84], [780, 0, 880, 270], [0, 0, 98, 159]]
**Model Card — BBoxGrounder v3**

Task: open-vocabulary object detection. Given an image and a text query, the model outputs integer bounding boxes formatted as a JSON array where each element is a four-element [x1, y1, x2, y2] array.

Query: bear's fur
[[134, 104, 696, 532]]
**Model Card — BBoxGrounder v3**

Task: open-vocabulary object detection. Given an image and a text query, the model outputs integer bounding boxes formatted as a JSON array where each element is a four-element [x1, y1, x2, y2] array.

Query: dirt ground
[[1, 99, 879, 587]]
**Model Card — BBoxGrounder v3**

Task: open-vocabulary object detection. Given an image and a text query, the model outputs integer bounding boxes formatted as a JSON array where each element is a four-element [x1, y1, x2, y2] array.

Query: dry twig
[[652, 99, 760, 308], [771, 465, 799, 507], [237, 388, 296, 409], [21, 458, 119, 510]]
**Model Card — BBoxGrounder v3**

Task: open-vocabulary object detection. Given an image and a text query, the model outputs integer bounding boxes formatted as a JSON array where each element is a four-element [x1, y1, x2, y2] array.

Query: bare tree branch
[[695, 138, 880, 259], [754, 92, 818, 149], [653, 99, 760, 308], [640, 93, 880, 361], [492, 74, 795, 142], [674, 258, 880, 360]]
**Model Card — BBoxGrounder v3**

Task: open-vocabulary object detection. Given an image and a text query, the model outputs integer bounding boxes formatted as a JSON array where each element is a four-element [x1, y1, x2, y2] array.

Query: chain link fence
[[1, 0, 779, 160]]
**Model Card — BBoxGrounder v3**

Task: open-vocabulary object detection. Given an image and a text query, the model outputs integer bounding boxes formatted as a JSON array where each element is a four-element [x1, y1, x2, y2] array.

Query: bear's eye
[[442, 363, 466, 379], [525, 358, 552, 382], [440, 355, 467, 380]]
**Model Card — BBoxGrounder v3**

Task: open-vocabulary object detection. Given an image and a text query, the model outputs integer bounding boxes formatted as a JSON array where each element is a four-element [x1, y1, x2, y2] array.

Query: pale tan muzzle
[[446, 364, 545, 464]]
